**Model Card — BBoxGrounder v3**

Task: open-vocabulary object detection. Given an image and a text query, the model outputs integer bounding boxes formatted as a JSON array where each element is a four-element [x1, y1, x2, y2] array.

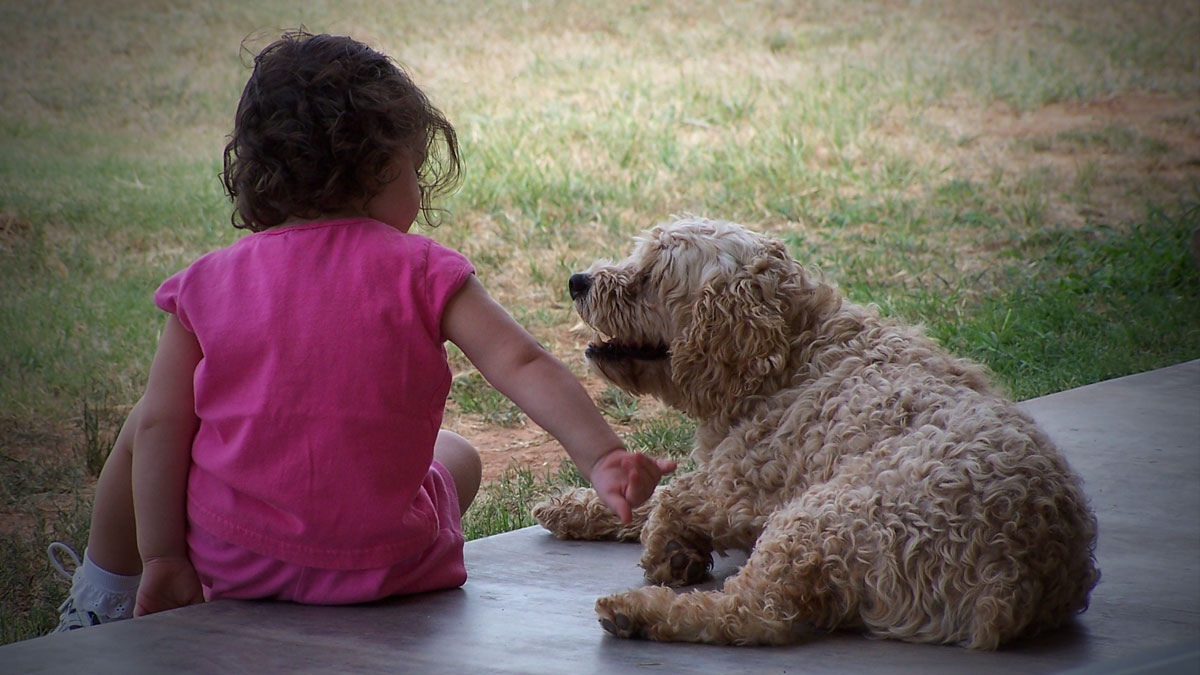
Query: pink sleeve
[[423, 239, 475, 339], [153, 268, 194, 332]]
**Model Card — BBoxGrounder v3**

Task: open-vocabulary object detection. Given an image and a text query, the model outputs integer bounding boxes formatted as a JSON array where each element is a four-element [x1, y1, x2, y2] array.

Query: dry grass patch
[[926, 92, 1200, 224]]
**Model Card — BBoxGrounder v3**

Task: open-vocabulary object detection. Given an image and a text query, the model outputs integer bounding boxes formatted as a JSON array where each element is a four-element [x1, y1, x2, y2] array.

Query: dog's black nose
[[568, 273, 592, 300]]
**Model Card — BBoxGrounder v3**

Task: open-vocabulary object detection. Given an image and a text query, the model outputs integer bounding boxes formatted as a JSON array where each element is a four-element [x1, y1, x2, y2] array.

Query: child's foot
[[47, 542, 137, 633], [52, 597, 107, 632]]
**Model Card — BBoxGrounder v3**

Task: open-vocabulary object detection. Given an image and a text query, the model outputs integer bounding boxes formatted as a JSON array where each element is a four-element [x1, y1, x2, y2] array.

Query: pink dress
[[154, 218, 473, 602]]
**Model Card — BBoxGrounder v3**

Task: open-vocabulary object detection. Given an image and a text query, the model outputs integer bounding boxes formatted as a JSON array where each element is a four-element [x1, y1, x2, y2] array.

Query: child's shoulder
[[192, 218, 469, 271], [172, 218, 470, 275], [353, 220, 470, 265]]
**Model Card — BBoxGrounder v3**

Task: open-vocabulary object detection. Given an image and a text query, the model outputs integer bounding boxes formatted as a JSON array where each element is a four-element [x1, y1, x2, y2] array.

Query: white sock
[[71, 548, 141, 620]]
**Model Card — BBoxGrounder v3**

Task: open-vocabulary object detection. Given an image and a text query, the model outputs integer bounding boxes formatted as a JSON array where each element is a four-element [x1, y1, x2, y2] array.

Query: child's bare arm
[[443, 277, 674, 522], [131, 315, 204, 614]]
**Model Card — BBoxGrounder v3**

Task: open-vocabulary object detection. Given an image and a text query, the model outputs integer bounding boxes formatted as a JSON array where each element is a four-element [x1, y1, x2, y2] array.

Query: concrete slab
[[3, 361, 1198, 674]]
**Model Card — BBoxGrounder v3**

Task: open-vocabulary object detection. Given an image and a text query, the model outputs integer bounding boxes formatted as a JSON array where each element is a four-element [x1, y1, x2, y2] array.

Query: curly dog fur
[[533, 216, 1099, 648]]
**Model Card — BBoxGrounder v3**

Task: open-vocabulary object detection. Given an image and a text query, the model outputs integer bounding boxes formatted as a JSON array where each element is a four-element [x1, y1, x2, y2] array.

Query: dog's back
[[704, 302, 1100, 646]]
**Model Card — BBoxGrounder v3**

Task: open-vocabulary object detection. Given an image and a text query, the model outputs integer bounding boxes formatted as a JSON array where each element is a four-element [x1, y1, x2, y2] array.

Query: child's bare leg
[[85, 398, 144, 575], [50, 399, 144, 632], [434, 429, 481, 514]]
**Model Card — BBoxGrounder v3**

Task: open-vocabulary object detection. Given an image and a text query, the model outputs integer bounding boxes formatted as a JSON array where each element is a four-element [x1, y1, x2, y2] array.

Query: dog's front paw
[[642, 535, 713, 587], [533, 487, 622, 540]]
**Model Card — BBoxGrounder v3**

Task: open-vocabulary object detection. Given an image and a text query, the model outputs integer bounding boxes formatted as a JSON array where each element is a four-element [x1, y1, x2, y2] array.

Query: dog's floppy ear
[[670, 246, 792, 417]]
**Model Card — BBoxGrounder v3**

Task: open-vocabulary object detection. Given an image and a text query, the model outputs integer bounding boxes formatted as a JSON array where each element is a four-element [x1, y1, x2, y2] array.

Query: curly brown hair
[[222, 30, 460, 231]]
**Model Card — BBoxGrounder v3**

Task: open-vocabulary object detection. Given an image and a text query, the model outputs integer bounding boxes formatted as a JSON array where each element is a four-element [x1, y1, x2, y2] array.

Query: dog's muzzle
[[569, 273, 592, 300]]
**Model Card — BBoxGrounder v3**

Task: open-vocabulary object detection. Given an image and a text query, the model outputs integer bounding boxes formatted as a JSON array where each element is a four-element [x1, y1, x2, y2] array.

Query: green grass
[[598, 387, 640, 425], [460, 411, 700, 540], [461, 461, 585, 541], [626, 413, 697, 460], [928, 204, 1200, 399], [2, 0, 1199, 645], [846, 202, 1200, 400], [0, 500, 90, 645], [450, 373, 526, 427]]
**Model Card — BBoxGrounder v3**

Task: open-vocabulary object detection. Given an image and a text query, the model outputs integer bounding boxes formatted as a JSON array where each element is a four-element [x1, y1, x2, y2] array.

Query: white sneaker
[[47, 542, 125, 633], [52, 596, 106, 632]]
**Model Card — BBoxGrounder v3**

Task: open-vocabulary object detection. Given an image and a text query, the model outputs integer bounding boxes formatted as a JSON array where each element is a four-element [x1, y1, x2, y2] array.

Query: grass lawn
[[2, 0, 1198, 644]]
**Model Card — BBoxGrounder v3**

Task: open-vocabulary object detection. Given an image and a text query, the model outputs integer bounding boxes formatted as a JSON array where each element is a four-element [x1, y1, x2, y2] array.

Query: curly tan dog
[[533, 216, 1099, 648]]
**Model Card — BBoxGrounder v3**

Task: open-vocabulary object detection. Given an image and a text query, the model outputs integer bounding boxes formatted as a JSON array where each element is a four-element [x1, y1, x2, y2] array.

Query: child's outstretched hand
[[590, 449, 677, 524], [135, 555, 204, 617]]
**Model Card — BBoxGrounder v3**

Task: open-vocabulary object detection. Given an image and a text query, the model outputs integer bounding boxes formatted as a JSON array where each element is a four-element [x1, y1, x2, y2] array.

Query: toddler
[[50, 30, 674, 631]]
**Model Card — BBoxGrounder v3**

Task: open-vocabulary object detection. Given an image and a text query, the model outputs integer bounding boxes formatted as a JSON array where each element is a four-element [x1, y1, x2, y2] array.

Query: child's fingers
[[632, 453, 676, 486], [594, 450, 676, 522], [616, 499, 633, 523], [605, 488, 634, 523], [623, 455, 659, 507]]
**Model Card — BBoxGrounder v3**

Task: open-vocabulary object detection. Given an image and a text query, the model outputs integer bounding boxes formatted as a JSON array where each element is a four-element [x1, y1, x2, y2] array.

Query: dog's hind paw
[[595, 588, 673, 640], [597, 610, 648, 640], [643, 536, 713, 587]]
